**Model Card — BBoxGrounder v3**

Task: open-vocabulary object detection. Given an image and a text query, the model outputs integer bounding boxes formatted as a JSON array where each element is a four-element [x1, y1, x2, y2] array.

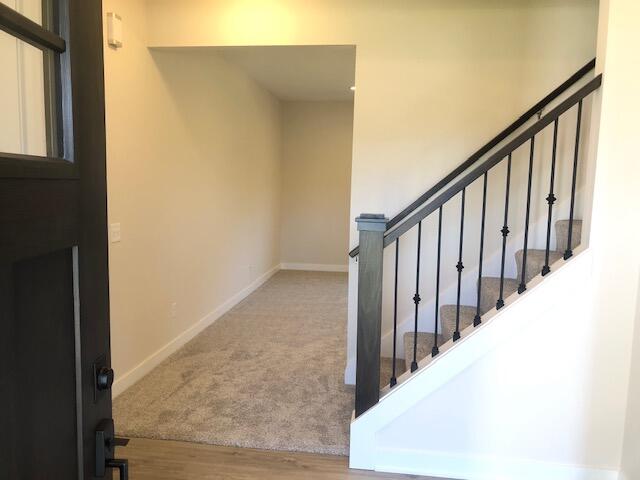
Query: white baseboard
[[112, 264, 281, 397], [344, 356, 356, 385], [280, 262, 348, 273], [372, 447, 619, 480]]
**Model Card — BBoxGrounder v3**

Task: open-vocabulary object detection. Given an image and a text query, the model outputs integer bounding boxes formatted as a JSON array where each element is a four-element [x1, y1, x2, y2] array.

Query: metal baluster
[[564, 100, 583, 260], [411, 221, 422, 372], [497, 154, 512, 310], [432, 206, 443, 357], [518, 137, 536, 294], [542, 119, 559, 276], [453, 188, 465, 341], [474, 172, 488, 326], [390, 238, 400, 387]]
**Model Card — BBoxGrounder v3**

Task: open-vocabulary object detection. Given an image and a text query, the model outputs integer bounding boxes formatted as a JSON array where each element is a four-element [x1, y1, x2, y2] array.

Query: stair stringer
[[350, 247, 616, 480]]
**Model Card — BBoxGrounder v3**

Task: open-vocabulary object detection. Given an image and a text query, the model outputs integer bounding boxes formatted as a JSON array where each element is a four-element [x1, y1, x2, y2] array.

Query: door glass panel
[[0, 0, 44, 26], [0, 30, 48, 157]]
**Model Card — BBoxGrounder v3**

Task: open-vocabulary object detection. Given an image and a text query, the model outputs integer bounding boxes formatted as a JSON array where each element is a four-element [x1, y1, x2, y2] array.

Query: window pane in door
[[0, 0, 45, 26], [0, 29, 48, 157]]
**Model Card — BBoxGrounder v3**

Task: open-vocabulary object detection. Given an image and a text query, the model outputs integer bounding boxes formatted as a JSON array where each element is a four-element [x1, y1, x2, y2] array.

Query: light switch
[[106, 12, 123, 48], [110, 223, 121, 243]]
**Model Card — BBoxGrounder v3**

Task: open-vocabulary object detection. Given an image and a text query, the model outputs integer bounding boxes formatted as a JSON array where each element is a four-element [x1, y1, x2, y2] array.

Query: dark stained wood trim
[[0, 2, 66, 53], [0, 178, 79, 263], [42, 0, 63, 157], [355, 215, 387, 417], [0, 153, 77, 179], [67, 0, 113, 477]]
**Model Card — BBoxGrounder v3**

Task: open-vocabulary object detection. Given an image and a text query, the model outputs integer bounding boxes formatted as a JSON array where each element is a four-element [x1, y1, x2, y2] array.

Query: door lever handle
[[106, 458, 129, 480], [114, 436, 130, 447], [96, 419, 130, 479]]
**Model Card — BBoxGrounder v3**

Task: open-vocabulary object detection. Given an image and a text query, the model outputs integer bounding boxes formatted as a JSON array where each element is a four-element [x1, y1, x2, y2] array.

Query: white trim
[[112, 264, 281, 397], [280, 262, 348, 273], [372, 447, 619, 480], [344, 356, 356, 385], [350, 249, 596, 475]]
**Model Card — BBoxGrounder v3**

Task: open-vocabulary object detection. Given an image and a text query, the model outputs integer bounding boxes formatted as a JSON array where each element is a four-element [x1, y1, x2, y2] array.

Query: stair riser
[[515, 250, 563, 284], [403, 332, 440, 370], [441, 315, 456, 340], [555, 220, 582, 253], [440, 306, 475, 340], [512, 221, 582, 285], [479, 278, 518, 314]]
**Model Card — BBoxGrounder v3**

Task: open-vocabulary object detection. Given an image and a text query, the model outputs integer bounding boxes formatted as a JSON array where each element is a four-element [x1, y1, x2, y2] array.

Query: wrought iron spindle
[[518, 137, 536, 294], [497, 154, 512, 310], [564, 100, 583, 260], [542, 119, 559, 276], [390, 238, 400, 387], [411, 221, 422, 372], [453, 188, 465, 341], [432, 206, 443, 357], [474, 172, 488, 326]]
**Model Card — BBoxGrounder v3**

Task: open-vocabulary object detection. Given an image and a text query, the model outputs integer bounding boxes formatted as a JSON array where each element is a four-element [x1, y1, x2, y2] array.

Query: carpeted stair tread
[[515, 249, 563, 284], [555, 219, 582, 252], [380, 357, 406, 388], [440, 305, 476, 339], [403, 332, 442, 370], [479, 276, 519, 314]]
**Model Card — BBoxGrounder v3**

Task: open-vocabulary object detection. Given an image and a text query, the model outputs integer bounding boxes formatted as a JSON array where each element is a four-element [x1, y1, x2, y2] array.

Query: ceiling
[[216, 45, 356, 102]]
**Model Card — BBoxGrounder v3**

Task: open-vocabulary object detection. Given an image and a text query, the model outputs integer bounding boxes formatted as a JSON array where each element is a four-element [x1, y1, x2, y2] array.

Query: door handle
[[106, 458, 129, 480], [96, 418, 129, 479]]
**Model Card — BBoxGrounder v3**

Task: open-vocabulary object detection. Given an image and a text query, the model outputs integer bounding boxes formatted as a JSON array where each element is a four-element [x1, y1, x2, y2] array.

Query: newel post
[[355, 214, 388, 417]]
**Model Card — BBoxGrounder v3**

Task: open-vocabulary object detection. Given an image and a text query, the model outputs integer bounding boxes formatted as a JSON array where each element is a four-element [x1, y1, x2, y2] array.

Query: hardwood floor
[[120, 438, 442, 479]]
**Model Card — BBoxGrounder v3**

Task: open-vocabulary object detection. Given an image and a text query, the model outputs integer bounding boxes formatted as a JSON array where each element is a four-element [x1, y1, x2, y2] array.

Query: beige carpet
[[114, 270, 386, 456]]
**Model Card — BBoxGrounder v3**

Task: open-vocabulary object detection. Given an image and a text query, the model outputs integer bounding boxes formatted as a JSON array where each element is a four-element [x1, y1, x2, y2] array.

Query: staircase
[[402, 218, 582, 372], [350, 59, 602, 418]]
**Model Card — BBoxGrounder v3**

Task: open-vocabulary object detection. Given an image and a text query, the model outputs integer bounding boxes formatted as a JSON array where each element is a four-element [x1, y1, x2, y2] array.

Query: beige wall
[[103, 0, 282, 390], [144, 0, 597, 231], [138, 0, 599, 382], [280, 101, 353, 268]]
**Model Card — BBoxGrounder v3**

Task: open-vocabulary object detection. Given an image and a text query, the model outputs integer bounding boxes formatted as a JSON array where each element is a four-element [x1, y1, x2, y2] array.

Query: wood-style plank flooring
[[121, 438, 443, 479]]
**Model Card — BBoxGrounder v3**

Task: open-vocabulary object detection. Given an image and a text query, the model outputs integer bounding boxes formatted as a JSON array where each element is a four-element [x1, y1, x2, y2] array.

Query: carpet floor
[[114, 270, 390, 456]]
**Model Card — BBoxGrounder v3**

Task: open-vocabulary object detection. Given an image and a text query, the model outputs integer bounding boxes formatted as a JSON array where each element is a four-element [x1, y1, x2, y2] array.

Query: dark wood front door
[[0, 1, 118, 478]]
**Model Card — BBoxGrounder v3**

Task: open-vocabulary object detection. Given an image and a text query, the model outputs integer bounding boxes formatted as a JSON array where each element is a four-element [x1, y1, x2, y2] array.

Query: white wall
[[593, 0, 640, 479], [280, 101, 353, 270], [621, 279, 640, 480], [352, 251, 622, 480], [103, 0, 283, 393]]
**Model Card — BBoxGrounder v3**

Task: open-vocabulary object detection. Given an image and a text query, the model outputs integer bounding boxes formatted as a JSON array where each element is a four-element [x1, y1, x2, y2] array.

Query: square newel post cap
[[356, 214, 388, 232]]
